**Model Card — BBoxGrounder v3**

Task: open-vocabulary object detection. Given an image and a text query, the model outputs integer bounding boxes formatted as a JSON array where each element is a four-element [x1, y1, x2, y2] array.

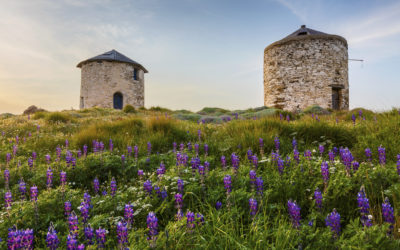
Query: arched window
[[113, 92, 123, 109]]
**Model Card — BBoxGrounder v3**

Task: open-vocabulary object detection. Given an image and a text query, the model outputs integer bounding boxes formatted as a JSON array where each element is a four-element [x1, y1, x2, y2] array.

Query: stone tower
[[264, 25, 349, 111], [77, 50, 148, 109]]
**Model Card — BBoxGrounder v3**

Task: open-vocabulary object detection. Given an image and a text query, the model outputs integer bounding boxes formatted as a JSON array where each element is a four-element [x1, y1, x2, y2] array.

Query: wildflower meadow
[[0, 106, 400, 249]]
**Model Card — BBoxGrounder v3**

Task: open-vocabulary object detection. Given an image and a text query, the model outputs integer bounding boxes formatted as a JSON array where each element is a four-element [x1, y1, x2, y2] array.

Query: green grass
[[0, 107, 399, 248]]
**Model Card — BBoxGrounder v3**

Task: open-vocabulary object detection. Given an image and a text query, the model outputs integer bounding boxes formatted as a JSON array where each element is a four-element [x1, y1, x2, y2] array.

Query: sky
[[0, 0, 399, 114]]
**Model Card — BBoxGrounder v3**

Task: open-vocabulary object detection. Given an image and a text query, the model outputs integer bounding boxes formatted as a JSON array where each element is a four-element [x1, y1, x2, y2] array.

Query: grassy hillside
[[0, 106, 399, 249]]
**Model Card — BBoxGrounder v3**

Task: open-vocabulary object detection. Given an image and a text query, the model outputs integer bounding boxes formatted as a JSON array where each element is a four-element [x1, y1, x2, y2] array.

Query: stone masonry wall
[[264, 36, 348, 111], [80, 61, 144, 109]]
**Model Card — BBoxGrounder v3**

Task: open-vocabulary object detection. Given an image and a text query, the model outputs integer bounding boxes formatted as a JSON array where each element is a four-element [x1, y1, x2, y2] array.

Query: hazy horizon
[[1, 0, 400, 114]]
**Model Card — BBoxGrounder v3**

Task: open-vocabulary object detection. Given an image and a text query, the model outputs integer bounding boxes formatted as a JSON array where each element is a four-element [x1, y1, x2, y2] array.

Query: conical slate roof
[[77, 49, 148, 73], [284, 25, 327, 38], [264, 25, 347, 51]]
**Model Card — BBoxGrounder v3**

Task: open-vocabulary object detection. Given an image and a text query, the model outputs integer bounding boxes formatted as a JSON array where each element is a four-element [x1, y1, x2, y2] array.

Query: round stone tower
[[77, 49, 148, 109], [264, 25, 349, 111]]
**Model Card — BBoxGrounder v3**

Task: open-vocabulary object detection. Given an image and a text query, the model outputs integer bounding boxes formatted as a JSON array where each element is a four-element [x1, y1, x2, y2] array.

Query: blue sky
[[0, 0, 399, 113]]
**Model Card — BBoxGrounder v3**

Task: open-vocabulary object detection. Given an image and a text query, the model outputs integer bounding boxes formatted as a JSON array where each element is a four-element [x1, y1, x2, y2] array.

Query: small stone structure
[[264, 25, 349, 111], [77, 50, 148, 109]]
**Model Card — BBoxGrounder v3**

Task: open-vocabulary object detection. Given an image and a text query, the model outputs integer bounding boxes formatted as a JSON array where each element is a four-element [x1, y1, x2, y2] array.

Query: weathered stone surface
[[79, 61, 144, 109], [264, 35, 349, 111]]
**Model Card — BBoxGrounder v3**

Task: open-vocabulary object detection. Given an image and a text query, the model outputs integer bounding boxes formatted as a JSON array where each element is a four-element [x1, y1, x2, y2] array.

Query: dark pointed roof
[[284, 25, 327, 38], [77, 49, 148, 73], [265, 25, 347, 51]]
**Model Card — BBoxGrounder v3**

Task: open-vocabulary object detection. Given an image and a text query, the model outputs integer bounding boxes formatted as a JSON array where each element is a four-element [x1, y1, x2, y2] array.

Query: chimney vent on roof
[[301, 25, 306, 29]]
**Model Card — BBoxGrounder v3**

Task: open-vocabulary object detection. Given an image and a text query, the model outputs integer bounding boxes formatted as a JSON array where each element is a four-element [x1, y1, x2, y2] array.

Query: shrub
[[123, 104, 137, 113], [302, 105, 330, 115], [45, 112, 75, 123], [33, 111, 48, 120]]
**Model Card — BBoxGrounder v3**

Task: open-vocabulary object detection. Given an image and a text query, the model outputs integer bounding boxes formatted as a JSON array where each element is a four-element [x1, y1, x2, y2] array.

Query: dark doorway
[[332, 88, 340, 110], [113, 92, 123, 109]]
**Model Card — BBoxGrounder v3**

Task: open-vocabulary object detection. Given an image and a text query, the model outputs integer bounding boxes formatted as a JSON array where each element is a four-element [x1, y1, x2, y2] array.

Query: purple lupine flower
[[65, 139, 69, 148], [173, 142, 177, 153], [326, 208, 341, 238], [378, 146, 386, 165], [280, 113, 283, 120], [147, 142, 151, 155], [45, 154, 51, 164], [179, 143, 185, 152], [6, 153, 12, 164], [4, 191, 12, 209], [286, 114, 290, 122], [304, 150, 312, 160], [215, 201, 222, 210], [30, 185, 38, 202], [134, 145, 139, 159], [32, 151, 37, 160], [64, 201, 72, 217], [194, 143, 199, 155], [274, 136, 280, 152], [93, 178, 100, 194], [357, 186, 372, 227], [60, 171, 67, 186], [293, 149, 300, 164], [28, 157, 33, 169], [144, 180, 152, 196], [287, 200, 301, 229], [154, 185, 160, 198], [186, 211, 196, 232], [249, 170, 256, 186], [328, 150, 335, 162], [314, 188, 323, 209], [319, 145, 324, 156], [198, 165, 205, 176], [221, 155, 226, 169], [124, 203, 134, 225], [68, 211, 79, 236], [256, 177, 263, 196], [187, 142, 192, 152], [83, 145, 88, 157], [147, 212, 158, 247], [321, 161, 329, 184], [247, 149, 253, 161], [161, 189, 167, 200], [352, 161, 360, 172], [84, 224, 94, 245], [292, 138, 297, 150], [56, 146, 62, 161], [95, 227, 107, 249], [252, 155, 258, 169], [138, 169, 144, 178], [198, 129, 201, 140], [382, 197, 395, 232], [231, 153, 240, 174], [46, 223, 60, 250], [359, 109, 363, 118], [177, 179, 184, 193], [83, 192, 91, 206], [223, 175, 232, 193], [175, 193, 183, 209], [277, 157, 284, 175], [109, 139, 113, 152], [121, 154, 125, 163], [249, 198, 258, 216], [204, 144, 209, 156], [116, 221, 128, 248], [127, 146, 132, 157], [259, 138, 264, 149], [47, 167, 53, 189], [102, 189, 107, 196], [196, 213, 204, 226], [77, 150, 82, 158], [351, 114, 356, 125], [8, 227, 34, 250], [77, 244, 85, 249], [110, 177, 117, 197], [67, 233, 78, 249], [80, 202, 90, 224]]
